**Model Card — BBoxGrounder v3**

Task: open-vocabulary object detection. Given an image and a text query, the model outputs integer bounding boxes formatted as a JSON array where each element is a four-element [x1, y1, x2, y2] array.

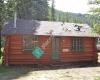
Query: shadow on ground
[[0, 53, 100, 80], [0, 62, 100, 80]]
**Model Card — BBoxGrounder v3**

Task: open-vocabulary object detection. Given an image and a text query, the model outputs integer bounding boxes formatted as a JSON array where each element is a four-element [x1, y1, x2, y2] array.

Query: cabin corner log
[[4, 36, 9, 65], [92, 38, 98, 64]]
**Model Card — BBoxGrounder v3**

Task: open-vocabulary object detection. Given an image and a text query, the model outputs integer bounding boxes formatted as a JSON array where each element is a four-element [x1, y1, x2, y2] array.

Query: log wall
[[3, 35, 98, 64]]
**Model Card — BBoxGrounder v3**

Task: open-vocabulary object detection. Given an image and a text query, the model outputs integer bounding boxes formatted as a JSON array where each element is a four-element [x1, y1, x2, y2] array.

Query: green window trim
[[72, 37, 84, 52], [23, 35, 38, 51]]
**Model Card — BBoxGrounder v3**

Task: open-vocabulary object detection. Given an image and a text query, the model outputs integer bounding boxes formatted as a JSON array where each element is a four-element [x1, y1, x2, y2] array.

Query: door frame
[[50, 36, 60, 61]]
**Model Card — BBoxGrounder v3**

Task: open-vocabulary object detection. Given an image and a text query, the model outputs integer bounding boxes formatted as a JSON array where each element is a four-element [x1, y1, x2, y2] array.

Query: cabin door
[[51, 37, 60, 61]]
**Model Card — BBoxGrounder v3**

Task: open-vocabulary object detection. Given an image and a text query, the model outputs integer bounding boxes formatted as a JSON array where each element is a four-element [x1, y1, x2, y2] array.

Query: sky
[[49, 0, 90, 14]]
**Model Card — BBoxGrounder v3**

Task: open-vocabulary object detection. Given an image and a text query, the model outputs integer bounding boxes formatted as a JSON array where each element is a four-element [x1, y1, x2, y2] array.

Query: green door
[[51, 37, 60, 61]]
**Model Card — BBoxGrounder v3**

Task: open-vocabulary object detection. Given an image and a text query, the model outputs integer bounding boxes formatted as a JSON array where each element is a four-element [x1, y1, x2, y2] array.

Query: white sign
[[62, 49, 69, 52]]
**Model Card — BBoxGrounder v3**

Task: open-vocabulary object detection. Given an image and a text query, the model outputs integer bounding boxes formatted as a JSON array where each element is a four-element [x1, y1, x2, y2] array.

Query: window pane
[[33, 35, 39, 48], [23, 35, 38, 51], [72, 37, 83, 52]]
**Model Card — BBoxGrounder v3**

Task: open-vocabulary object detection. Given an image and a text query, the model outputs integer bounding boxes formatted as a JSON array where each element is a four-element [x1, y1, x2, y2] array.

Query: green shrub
[[0, 47, 4, 59], [0, 50, 2, 59]]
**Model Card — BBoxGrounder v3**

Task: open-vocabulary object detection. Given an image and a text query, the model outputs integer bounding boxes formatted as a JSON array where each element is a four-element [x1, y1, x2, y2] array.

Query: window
[[97, 38, 100, 44], [32, 35, 38, 48], [72, 37, 83, 52], [23, 35, 38, 51]]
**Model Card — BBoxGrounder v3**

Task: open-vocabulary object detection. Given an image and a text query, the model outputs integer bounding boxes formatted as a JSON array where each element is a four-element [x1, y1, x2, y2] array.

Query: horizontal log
[[61, 58, 93, 62], [8, 61, 51, 64]]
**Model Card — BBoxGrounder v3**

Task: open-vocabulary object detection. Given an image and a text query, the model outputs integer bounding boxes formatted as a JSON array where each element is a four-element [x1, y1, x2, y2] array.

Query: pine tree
[[51, 0, 55, 21], [17, 0, 33, 19], [89, 0, 100, 34], [33, 0, 49, 20], [0, 0, 4, 58], [0, 0, 5, 30], [16, 0, 49, 20]]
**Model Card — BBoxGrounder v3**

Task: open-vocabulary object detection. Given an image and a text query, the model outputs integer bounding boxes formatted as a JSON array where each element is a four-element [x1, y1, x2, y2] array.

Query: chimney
[[14, 1, 17, 29], [14, 11, 17, 28]]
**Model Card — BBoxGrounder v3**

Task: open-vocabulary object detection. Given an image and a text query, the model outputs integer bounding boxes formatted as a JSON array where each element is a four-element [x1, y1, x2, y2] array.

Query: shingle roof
[[1, 19, 100, 37], [1, 19, 40, 35]]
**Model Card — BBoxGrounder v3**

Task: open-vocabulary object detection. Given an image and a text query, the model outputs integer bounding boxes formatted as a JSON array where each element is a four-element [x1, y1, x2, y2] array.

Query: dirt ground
[[0, 53, 100, 80]]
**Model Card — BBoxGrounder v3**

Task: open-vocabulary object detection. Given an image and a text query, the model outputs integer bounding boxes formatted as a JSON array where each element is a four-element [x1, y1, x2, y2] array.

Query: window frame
[[23, 35, 39, 51], [71, 37, 84, 52]]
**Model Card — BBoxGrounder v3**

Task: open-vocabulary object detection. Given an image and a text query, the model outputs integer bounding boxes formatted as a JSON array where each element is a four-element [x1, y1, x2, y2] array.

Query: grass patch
[[0, 59, 2, 64], [95, 76, 100, 80], [0, 65, 9, 73], [0, 59, 6, 73], [0, 56, 3, 64], [0, 58, 9, 73]]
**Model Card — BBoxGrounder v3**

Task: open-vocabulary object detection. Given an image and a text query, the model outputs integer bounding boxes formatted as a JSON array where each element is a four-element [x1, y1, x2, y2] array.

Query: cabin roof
[[1, 19, 99, 37], [1, 19, 40, 35]]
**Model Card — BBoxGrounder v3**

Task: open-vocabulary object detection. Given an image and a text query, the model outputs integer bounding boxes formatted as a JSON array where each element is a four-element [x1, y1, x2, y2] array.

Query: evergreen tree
[[17, 0, 33, 19], [0, 0, 5, 30], [51, 0, 55, 21], [33, 0, 49, 20], [0, 0, 5, 58], [5, 0, 49, 20], [89, 0, 100, 34]]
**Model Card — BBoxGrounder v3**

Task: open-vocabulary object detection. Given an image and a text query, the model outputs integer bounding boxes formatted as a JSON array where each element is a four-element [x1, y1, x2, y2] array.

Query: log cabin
[[1, 19, 100, 65]]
